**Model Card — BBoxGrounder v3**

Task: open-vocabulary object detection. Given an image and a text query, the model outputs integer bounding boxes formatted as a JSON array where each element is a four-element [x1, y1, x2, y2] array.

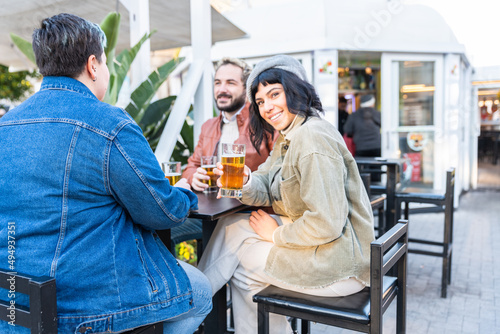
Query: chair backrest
[[445, 168, 455, 211], [360, 172, 372, 197], [357, 165, 388, 193], [370, 219, 408, 333], [0, 269, 57, 333]]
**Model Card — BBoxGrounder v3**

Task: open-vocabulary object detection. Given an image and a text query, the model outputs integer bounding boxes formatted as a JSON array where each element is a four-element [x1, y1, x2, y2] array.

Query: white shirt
[[218, 106, 244, 158]]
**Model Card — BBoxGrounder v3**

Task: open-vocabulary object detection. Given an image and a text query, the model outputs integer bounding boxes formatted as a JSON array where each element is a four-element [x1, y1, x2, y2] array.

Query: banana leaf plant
[[10, 12, 194, 164]]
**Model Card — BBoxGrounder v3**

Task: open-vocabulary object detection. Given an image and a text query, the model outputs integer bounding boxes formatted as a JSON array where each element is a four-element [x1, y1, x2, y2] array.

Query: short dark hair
[[32, 13, 107, 78], [248, 68, 323, 151]]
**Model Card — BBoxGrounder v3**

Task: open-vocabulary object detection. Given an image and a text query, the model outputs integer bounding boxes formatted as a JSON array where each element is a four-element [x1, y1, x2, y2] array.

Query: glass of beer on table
[[201, 155, 218, 193], [162, 161, 181, 186], [220, 143, 245, 198]]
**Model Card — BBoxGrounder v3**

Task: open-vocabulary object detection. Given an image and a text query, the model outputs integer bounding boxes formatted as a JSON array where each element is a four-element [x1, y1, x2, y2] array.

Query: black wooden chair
[[253, 220, 408, 334], [357, 164, 389, 195], [356, 158, 403, 236], [395, 167, 455, 298], [0, 269, 162, 334], [0, 270, 57, 333], [361, 173, 387, 238]]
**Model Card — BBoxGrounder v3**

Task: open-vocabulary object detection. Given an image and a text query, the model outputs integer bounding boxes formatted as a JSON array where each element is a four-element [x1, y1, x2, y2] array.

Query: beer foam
[[222, 154, 245, 158]]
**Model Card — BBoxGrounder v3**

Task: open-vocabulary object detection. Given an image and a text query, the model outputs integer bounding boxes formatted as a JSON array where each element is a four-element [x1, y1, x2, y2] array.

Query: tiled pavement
[[310, 188, 500, 333]]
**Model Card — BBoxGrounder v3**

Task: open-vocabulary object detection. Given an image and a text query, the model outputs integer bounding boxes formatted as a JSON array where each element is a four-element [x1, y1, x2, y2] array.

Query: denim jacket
[[241, 115, 375, 288], [0, 77, 198, 333]]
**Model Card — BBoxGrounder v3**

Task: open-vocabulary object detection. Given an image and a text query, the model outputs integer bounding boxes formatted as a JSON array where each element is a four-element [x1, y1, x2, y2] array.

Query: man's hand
[[191, 167, 210, 192], [249, 209, 278, 242]]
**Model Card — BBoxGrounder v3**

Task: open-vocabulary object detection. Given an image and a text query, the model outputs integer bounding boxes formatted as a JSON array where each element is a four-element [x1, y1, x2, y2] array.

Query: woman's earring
[[93, 76, 97, 82]]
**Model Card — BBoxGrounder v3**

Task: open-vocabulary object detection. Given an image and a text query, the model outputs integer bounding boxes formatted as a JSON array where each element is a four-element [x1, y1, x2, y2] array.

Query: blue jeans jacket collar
[[41, 76, 97, 100]]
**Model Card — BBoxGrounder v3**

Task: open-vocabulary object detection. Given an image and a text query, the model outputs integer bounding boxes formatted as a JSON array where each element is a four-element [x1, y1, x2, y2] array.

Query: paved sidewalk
[[311, 189, 500, 333]]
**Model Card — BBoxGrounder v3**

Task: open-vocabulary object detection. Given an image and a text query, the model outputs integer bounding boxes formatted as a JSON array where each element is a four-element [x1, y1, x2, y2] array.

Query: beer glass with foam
[[220, 143, 245, 198]]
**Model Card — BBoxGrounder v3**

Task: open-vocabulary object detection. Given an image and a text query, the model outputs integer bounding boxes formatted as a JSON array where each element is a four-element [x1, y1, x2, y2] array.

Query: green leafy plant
[[9, 34, 36, 65], [10, 12, 194, 163], [98, 12, 194, 159], [1, 33, 39, 110], [0, 65, 40, 103]]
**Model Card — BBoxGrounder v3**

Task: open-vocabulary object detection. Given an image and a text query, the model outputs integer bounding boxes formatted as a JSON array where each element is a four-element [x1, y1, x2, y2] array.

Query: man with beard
[[182, 57, 277, 191]]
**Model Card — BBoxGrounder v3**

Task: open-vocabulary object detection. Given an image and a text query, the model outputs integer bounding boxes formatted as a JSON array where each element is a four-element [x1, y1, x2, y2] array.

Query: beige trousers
[[197, 213, 365, 334]]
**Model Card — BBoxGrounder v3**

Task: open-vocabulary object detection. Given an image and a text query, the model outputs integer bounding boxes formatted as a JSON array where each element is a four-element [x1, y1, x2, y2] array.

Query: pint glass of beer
[[162, 161, 181, 186], [220, 143, 245, 198], [201, 155, 218, 193]]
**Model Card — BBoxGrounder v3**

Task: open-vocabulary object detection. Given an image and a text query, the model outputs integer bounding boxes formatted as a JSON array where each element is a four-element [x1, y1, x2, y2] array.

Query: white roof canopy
[[211, 0, 465, 60], [0, 0, 247, 69]]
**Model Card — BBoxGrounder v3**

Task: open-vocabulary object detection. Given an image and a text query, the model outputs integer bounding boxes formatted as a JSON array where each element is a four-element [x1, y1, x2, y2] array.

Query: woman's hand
[[249, 209, 278, 242], [191, 167, 210, 192], [215, 162, 251, 199]]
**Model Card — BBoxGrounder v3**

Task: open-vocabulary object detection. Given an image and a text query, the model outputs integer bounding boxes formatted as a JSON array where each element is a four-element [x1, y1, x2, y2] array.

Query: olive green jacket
[[241, 115, 375, 288]]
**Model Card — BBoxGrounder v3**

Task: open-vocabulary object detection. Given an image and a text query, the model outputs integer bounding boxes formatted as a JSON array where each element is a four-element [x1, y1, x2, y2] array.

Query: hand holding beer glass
[[201, 156, 218, 193], [162, 161, 181, 186], [219, 143, 246, 198]]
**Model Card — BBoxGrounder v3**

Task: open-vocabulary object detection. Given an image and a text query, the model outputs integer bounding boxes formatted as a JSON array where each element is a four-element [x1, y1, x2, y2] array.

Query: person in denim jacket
[[198, 55, 375, 333], [0, 13, 211, 333]]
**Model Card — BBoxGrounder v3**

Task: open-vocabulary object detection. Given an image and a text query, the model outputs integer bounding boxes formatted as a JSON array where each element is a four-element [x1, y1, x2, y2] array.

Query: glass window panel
[[398, 61, 434, 126]]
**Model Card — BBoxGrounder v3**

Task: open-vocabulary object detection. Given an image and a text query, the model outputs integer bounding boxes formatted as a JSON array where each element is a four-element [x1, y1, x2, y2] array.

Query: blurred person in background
[[338, 95, 349, 136], [344, 94, 382, 181], [343, 94, 381, 158]]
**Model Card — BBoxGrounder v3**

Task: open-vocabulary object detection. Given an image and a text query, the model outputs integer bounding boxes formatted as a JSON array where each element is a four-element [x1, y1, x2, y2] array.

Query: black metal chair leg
[[290, 317, 298, 334], [448, 250, 452, 284], [257, 304, 269, 334], [441, 256, 448, 298], [301, 319, 310, 334]]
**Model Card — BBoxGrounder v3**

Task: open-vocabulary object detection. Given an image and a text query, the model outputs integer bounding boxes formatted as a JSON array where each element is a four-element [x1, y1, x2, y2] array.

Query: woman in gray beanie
[[198, 55, 375, 333]]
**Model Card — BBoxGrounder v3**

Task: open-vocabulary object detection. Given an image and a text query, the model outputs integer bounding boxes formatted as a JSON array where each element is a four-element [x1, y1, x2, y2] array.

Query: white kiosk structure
[[206, 0, 475, 203]]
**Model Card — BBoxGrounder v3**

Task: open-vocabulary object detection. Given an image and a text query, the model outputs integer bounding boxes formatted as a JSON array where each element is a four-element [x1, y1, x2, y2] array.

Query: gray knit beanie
[[246, 55, 308, 105]]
